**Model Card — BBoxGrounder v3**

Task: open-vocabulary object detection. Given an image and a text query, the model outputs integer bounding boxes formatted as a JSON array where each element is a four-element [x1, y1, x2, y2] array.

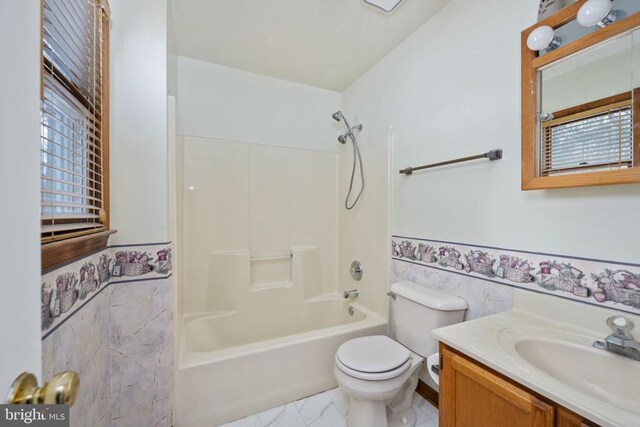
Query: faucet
[[593, 316, 640, 361], [343, 289, 359, 299]]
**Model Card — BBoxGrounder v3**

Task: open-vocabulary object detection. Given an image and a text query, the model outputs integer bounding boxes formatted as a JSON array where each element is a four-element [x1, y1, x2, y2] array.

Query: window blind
[[541, 100, 634, 176], [41, 0, 107, 243]]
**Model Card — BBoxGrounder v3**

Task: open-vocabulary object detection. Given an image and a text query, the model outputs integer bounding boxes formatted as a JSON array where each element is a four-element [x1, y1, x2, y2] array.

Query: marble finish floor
[[220, 388, 439, 427]]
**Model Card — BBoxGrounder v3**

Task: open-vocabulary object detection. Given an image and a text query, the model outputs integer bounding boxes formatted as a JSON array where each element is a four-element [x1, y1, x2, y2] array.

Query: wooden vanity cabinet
[[439, 343, 597, 427]]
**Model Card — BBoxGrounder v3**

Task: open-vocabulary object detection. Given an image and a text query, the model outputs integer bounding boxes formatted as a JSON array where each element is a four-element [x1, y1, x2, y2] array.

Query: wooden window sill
[[42, 229, 117, 272]]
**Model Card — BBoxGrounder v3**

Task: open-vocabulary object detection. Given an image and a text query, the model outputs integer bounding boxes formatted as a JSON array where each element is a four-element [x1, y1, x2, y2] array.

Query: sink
[[499, 327, 640, 416]]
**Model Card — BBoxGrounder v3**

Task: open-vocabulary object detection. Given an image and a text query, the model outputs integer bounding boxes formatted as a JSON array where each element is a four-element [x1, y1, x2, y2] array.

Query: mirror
[[537, 31, 635, 177], [521, 3, 640, 190]]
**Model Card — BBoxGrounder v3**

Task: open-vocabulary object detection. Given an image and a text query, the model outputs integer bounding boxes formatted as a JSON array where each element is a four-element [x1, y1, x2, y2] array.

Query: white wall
[[177, 57, 342, 152], [343, 0, 640, 264], [0, 0, 43, 388], [110, 0, 169, 244], [168, 5, 180, 105]]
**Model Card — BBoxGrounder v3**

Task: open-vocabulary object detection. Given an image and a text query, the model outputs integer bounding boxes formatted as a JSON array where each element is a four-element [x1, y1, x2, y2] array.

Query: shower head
[[338, 133, 348, 144], [332, 111, 343, 122]]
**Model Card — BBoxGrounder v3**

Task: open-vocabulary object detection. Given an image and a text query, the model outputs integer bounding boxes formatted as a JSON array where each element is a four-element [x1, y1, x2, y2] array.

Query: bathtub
[[175, 295, 387, 426]]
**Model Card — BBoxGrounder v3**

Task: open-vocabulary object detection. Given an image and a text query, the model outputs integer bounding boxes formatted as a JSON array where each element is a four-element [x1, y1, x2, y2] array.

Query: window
[[541, 95, 634, 176], [41, 0, 111, 269]]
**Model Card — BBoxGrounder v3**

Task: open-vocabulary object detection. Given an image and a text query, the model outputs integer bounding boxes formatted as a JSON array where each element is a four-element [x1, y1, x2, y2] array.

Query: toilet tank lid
[[390, 281, 467, 311]]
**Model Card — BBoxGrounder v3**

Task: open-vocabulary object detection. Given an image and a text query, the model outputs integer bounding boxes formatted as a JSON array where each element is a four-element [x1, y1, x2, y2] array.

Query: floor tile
[[327, 387, 350, 417], [308, 404, 346, 427], [225, 389, 438, 427], [219, 414, 262, 427], [258, 403, 305, 427], [420, 401, 439, 421], [295, 392, 333, 425], [413, 405, 432, 425], [417, 419, 438, 427]]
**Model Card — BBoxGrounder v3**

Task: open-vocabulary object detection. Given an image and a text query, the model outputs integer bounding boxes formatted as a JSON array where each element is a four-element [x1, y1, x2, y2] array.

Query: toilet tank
[[390, 281, 467, 358]]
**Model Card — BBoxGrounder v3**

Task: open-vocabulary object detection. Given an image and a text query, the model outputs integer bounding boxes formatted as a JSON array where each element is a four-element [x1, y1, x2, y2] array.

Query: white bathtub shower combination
[[177, 296, 386, 426], [174, 137, 387, 426]]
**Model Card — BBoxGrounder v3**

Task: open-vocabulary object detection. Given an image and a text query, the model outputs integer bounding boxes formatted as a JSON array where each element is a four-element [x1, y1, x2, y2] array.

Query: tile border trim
[[393, 235, 640, 268], [41, 241, 173, 275], [391, 235, 640, 315], [41, 242, 173, 338], [41, 274, 172, 341]]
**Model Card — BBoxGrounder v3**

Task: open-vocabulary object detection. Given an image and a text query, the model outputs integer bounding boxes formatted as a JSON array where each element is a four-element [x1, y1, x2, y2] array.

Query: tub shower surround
[[391, 236, 640, 315], [41, 242, 173, 427], [41, 243, 172, 337]]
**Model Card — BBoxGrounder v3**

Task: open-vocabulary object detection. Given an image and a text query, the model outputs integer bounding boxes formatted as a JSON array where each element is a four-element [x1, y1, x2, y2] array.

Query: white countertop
[[432, 309, 640, 427]]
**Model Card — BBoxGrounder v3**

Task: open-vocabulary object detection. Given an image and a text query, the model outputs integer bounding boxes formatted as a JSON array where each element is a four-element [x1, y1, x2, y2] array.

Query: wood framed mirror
[[521, 0, 640, 190]]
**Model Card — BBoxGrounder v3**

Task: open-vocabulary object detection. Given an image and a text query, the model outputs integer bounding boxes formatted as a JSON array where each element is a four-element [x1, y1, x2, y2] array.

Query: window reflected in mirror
[[537, 30, 637, 177]]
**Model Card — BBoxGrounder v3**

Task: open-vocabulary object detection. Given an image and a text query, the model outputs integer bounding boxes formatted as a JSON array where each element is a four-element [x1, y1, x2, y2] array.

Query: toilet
[[334, 280, 467, 427]]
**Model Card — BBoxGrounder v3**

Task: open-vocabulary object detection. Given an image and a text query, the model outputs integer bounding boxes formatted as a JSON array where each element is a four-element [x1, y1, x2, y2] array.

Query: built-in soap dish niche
[[250, 253, 293, 290]]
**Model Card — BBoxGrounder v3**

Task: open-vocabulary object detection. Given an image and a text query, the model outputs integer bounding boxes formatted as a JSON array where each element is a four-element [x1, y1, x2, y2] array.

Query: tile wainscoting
[[41, 243, 173, 427], [42, 289, 111, 427], [391, 259, 515, 321], [110, 279, 172, 427], [391, 236, 640, 316]]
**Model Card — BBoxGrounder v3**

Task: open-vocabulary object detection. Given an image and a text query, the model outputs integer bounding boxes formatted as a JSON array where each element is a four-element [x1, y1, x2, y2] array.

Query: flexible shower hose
[[345, 131, 365, 210]]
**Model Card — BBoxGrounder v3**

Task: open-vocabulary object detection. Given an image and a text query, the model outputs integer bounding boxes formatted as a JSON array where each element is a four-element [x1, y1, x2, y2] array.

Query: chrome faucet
[[343, 289, 359, 299], [593, 316, 640, 361]]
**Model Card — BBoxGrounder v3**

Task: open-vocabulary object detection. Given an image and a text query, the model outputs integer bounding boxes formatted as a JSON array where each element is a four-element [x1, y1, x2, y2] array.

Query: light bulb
[[577, 0, 617, 28], [527, 26, 561, 52]]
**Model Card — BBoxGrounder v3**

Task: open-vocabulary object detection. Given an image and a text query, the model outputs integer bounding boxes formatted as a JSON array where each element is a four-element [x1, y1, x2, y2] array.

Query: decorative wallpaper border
[[41, 242, 172, 338], [391, 236, 640, 315]]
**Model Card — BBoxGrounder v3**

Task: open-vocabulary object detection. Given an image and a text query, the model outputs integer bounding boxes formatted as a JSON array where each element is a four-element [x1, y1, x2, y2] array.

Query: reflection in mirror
[[536, 30, 637, 176]]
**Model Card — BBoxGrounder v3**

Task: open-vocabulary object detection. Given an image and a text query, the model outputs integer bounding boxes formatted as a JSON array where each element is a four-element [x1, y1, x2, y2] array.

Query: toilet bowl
[[334, 335, 423, 427], [334, 281, 467, 427]]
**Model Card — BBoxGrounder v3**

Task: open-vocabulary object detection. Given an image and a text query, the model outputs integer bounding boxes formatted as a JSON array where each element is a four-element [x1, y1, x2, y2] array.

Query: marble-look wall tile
[[41, 290, 111, 427], [391, 259, 514, 321], [110, 279, 172, 427]]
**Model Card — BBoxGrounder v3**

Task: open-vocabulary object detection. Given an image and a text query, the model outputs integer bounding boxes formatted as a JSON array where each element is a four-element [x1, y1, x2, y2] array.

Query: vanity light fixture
[[363, 0, 406, 14], [577, 0, 618, 28], [527, 25, 562, 51]]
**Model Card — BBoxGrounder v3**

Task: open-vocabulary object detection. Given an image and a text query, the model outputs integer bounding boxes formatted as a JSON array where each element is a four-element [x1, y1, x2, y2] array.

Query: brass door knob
[[6, 371, 79, 406]]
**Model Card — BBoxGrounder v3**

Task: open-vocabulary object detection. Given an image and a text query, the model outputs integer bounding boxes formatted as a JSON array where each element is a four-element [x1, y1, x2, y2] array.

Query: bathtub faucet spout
[[343, 289, 359, 299]]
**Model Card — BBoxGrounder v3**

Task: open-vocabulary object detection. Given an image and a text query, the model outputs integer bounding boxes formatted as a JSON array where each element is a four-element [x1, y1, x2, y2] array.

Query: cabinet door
[[556, 407, 594, 427], [440, 345, 554, 427]]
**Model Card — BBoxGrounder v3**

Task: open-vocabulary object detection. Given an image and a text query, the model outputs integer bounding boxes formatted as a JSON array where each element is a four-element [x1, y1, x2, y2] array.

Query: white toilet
[[334, 281, 467, 427]]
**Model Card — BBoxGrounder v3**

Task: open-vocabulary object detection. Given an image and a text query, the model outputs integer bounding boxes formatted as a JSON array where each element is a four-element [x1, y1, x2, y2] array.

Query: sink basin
[[499, 327, 640, 416], [514, 339, 640, 414]]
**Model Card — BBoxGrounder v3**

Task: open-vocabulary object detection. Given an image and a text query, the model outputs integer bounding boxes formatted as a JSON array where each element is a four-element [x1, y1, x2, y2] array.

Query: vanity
[[432, 292, 640, 427]]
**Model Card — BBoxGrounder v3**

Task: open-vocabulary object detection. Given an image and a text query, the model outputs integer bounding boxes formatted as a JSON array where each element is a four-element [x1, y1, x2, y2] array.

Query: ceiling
[[169, 0, 452, 91]]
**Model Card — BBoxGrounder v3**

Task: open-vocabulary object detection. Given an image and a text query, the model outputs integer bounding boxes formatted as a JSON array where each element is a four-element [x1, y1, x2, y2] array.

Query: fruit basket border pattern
[[41, 243, 172, 336], [391, 235, 640, 315]]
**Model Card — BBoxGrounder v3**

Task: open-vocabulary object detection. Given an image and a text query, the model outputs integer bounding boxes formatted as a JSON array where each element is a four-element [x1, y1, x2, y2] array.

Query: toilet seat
[[336, 356, 412, 381], [336, 335, 412, 381]]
